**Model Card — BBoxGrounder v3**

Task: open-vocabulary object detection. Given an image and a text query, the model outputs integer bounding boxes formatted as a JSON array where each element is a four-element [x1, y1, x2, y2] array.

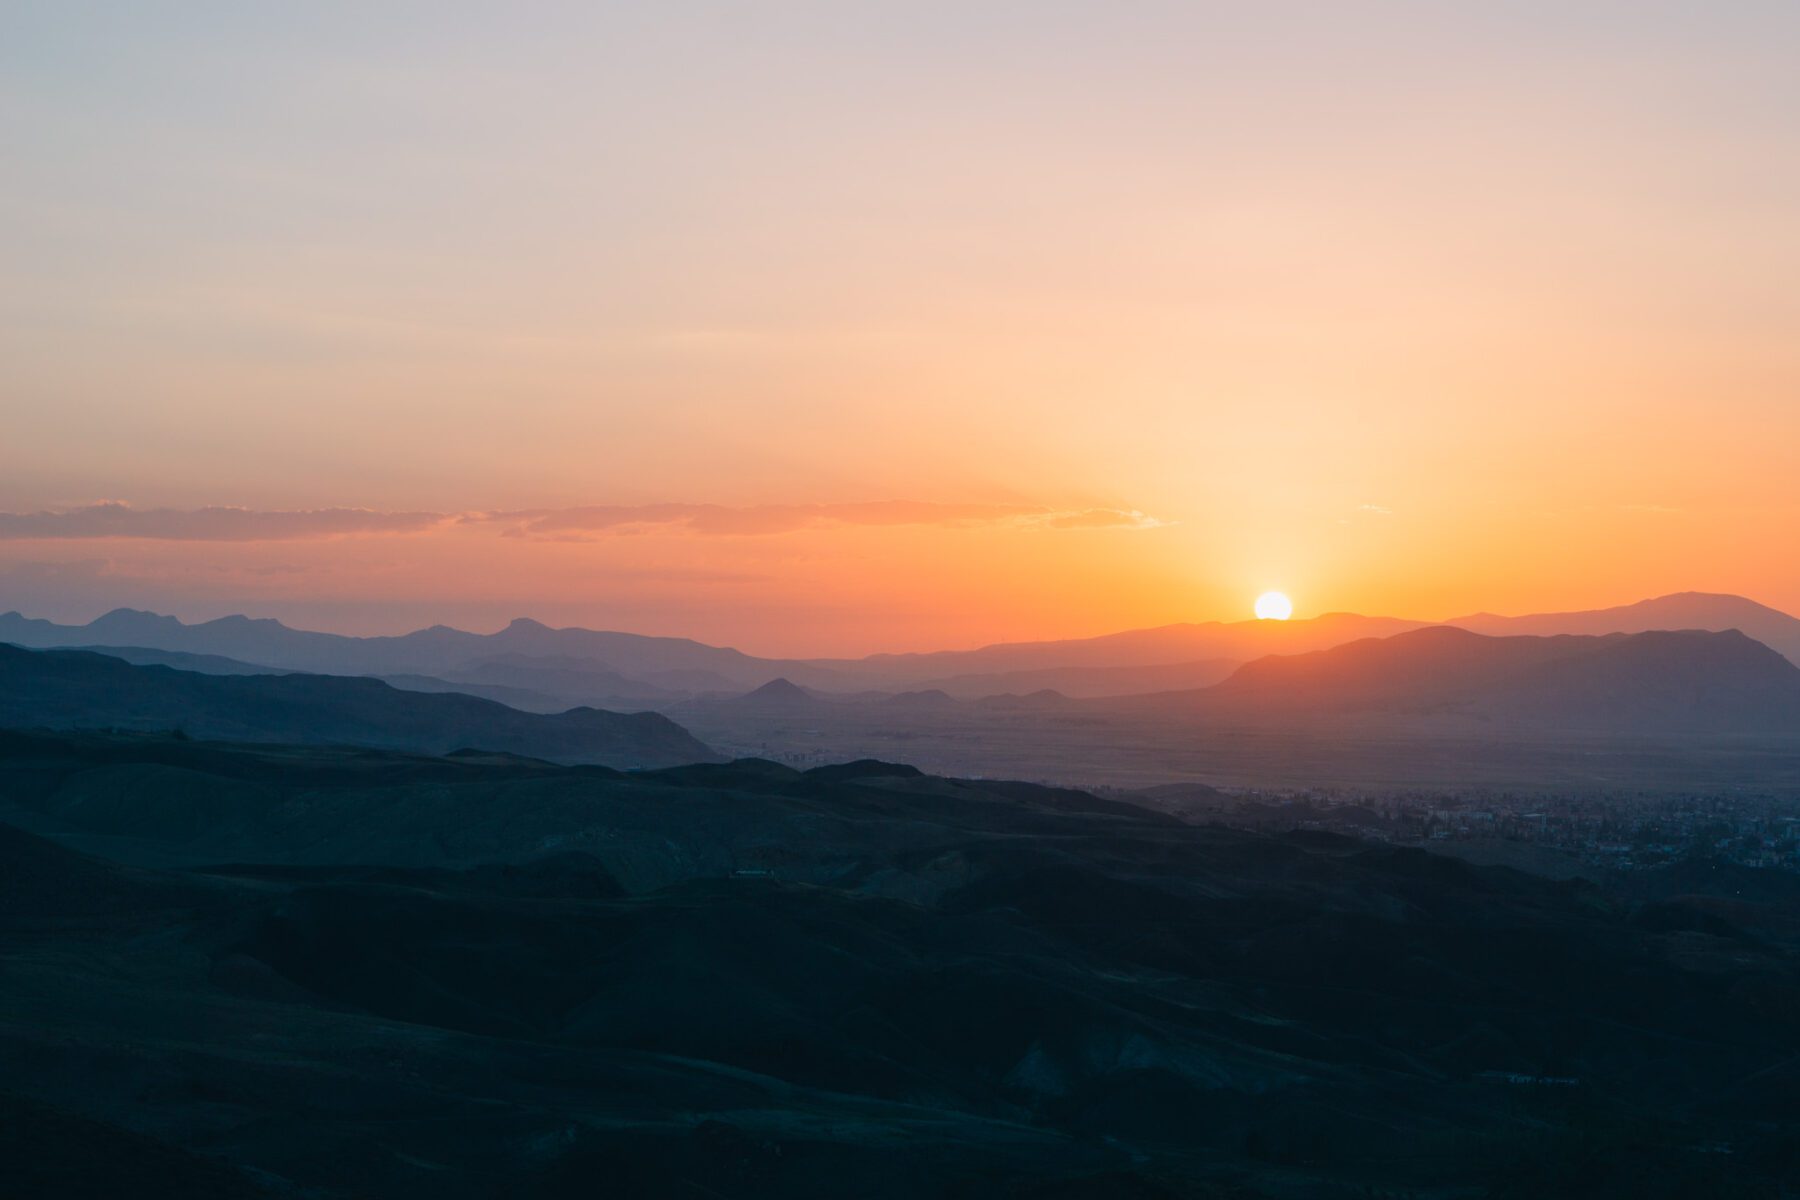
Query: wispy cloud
[[0, 501, 1169, 542], [1036, 508, 1169, 531], [471, 501, 1049, 539], [474, 502, 1171, 539], [0, 503, 446, 541]]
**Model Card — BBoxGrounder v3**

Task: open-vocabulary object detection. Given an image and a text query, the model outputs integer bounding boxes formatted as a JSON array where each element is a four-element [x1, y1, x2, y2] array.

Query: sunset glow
[[3, 5, 1798, 655], [7, 10, 1800, 1195]]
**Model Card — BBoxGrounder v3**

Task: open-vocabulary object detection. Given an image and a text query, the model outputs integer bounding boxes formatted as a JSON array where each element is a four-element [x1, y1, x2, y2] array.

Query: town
[[1130, 786, 1800, 875]]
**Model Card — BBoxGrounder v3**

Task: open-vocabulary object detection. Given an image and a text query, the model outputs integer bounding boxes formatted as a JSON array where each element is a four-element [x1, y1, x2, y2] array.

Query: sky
[[3, 2, 1798, 655]]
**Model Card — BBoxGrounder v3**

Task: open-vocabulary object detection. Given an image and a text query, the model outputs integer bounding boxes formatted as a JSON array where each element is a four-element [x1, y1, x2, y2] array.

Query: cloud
[[1357, 504, 1393, 516], [472, 502, 1170, 539], [0, 503, 448, 542], [0, 501, 1169, 542], [1037, 508, 1169, 531]]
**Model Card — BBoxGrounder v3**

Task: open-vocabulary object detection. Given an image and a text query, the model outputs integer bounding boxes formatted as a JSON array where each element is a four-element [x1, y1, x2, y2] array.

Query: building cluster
[[1191, 788, 1800, 873]]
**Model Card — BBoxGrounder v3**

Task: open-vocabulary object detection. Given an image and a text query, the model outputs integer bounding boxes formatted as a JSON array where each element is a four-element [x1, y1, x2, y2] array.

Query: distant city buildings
[[1143, 786, 1800, 875]]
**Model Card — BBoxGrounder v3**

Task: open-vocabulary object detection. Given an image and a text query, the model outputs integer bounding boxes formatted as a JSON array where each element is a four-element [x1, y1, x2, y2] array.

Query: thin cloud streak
[[0, 501, 1169, 543], [474, 502, 1170, 539], [0, 503, 446, 541]]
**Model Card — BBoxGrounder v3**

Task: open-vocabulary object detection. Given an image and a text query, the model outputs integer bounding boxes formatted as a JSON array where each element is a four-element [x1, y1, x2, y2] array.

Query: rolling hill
[[0, 730, 1794, 1197], [0, 644, 717, 767]]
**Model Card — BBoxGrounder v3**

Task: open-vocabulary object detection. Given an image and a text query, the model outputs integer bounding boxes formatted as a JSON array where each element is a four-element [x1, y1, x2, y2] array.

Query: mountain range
[[6, 594, 1800, 791], [702, 625, 1800, 739], [5, 591, 1797, 708]]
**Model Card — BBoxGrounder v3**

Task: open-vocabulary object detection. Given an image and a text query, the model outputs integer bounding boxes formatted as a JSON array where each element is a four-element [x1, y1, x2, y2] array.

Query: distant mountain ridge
[[1177, 626, 1800, 735], [1446, 592, 1800, 665], [832, 611, 1432, 676], [0, 644, 717, 767], [2, 592, 1796, 710], [0, 607, 1443, 703], [0, 608, 837, 690]]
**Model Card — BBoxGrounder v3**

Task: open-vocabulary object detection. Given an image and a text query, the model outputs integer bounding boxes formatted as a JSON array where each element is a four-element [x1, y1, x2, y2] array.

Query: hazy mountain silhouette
[[63, 643, 294, 675], [4, 592, 1797, 712], [1446, 591, 1800, 664], [0, 609, 855, 692], [716, 677, 828, 712], [836, 611, 1430, 678], [0, 607, 1436, 697], [36, 642, 581, 714], [865, 592, 1800, 683], [0, 645, 717, 767], [1207, 625, 1608, 704], [1188, 626, 1800, 734]]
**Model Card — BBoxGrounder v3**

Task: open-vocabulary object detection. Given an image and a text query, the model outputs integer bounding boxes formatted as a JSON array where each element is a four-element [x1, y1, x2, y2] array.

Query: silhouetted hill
[[63, 643, 604, 716], [65, 643, 292, 675], [1, 606, 1368, 689], [803, 758, 924, 783], [717, 677, 826, 710], [1210, 625, 1587, 702], [0, 644, 718, 767], [1190, 626, 1800, 734], [0, 608, 857, 693], [7, 592, 1796, 706], [1448, 591, 1800, 665], [1486, 628, 1800, 732], [367, 671, 575, 712], [0, 730, 1795, 1197]]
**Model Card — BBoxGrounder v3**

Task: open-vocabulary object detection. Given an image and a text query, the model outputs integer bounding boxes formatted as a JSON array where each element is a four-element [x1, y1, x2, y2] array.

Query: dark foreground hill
[[0, 729, 1795, 1198], [0, 644, 717, 768]]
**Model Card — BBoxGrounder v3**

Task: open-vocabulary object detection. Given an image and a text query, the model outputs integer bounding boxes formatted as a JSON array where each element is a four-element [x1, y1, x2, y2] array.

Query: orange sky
[[3, 4, 1798, 655]]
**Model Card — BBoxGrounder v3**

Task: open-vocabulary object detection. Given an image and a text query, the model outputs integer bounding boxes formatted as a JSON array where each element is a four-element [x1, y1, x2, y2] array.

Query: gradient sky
[[3, 2, 1798, 655]]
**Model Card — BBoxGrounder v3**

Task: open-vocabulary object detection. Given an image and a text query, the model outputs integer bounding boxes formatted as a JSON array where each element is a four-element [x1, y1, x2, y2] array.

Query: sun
[[1254, 591, 1294, 621]]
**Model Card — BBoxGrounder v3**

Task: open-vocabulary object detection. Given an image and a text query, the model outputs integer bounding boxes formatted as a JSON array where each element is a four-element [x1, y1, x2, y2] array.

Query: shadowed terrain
[[1, 730, 1796, 1197]]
